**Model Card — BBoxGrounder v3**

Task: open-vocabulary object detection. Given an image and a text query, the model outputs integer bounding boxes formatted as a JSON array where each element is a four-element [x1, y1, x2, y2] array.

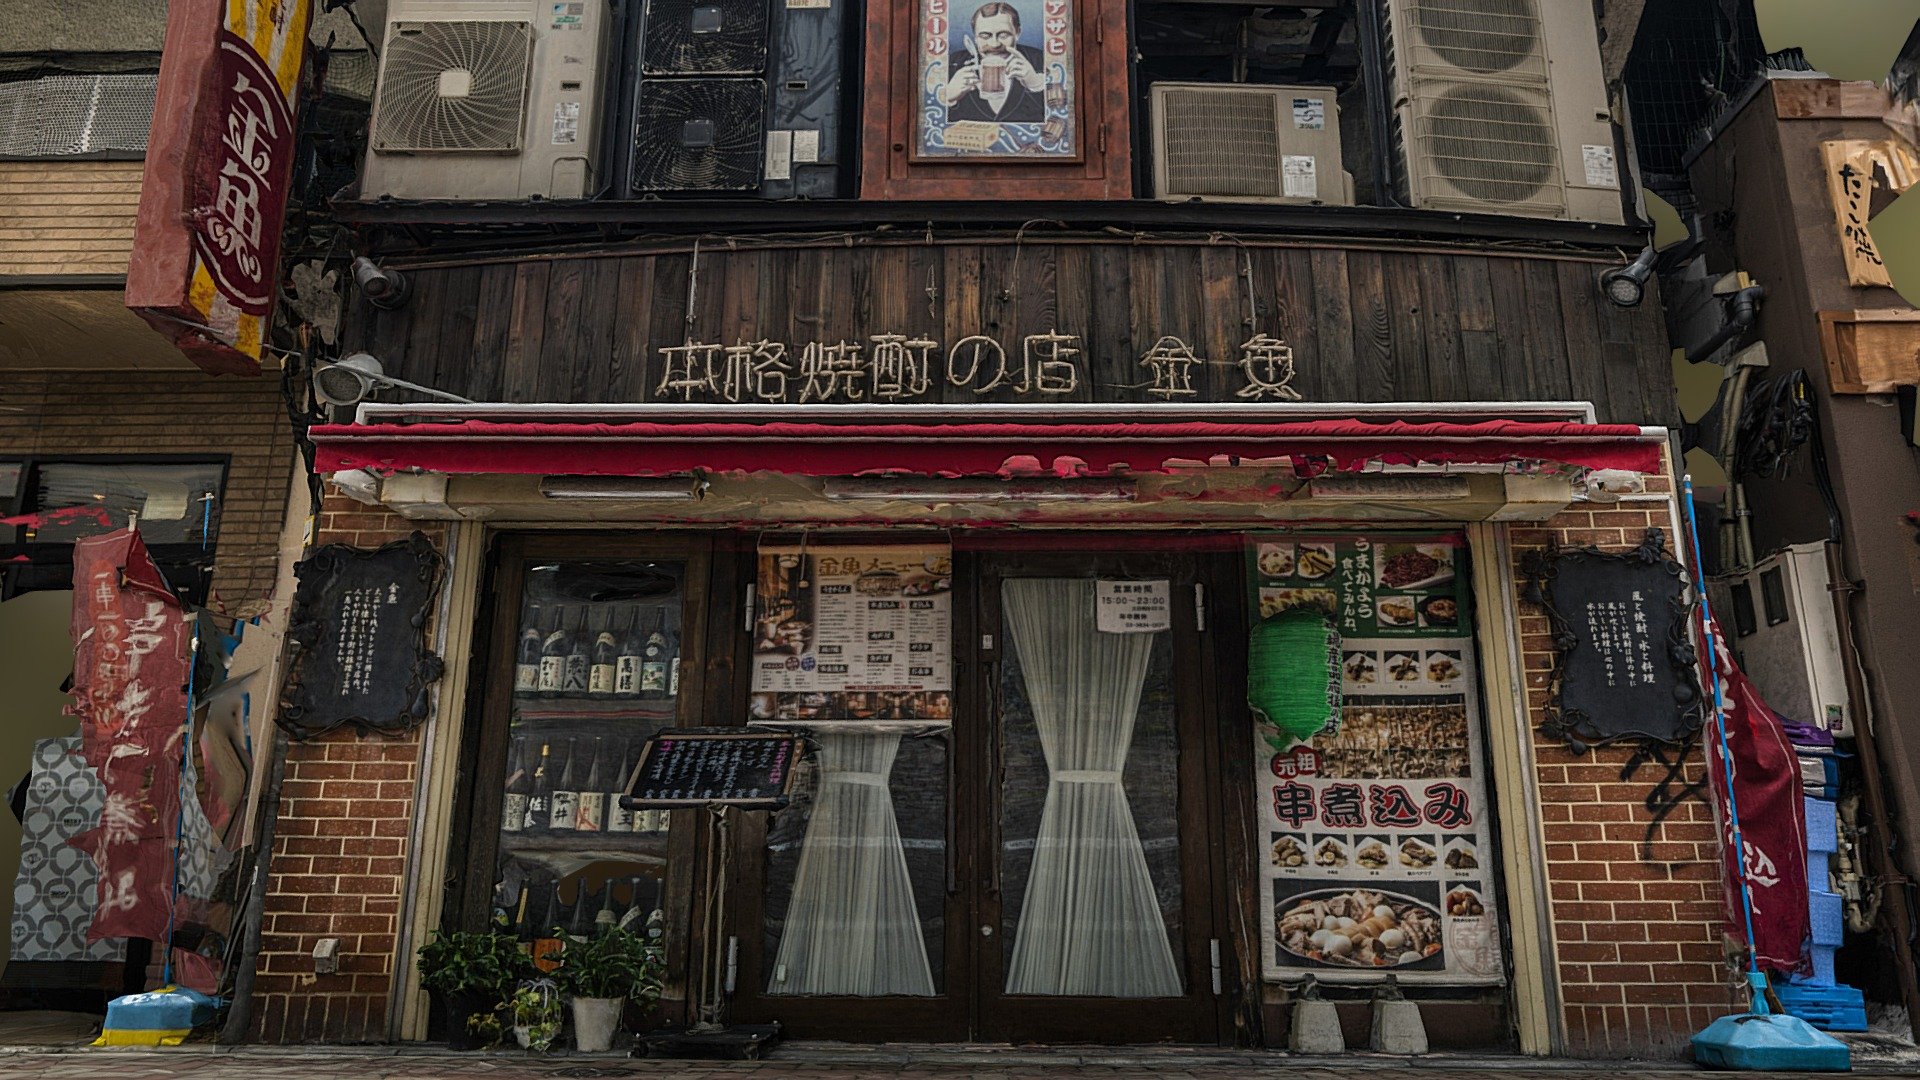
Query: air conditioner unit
[[1379, 0, 1623, 222], [362, 0, 610, 200], [641, 0, 770, 76], [1150, 83, 1353, 205], [631, 77, 766, 192], [1707, 543, 1851, 735]]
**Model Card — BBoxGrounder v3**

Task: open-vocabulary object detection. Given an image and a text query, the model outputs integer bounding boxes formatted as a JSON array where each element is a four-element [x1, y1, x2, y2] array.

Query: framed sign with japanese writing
[[625, 730, 803, 809], [1248, 532, 1504, 985], [278, 533, 445, 740], [916, 0, 1078, 160], [749, 544, 953, 727], [1523, 529, 1701, 753]]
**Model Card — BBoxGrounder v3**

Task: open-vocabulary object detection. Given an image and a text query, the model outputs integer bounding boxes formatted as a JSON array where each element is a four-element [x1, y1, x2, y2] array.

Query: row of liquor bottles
[[502, 735, 672, 836], [493, 873, 664, 946], [515, 601, 681, 700]]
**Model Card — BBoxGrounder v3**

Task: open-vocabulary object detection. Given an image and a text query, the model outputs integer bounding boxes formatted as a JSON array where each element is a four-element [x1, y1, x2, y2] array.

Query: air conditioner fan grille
[[1159, 89, 1281, 198], [372, 20, 533, 153]]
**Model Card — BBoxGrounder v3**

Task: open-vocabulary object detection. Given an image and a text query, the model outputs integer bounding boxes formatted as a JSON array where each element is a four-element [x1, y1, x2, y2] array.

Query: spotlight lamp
[[1599, 246, 1657, 308]]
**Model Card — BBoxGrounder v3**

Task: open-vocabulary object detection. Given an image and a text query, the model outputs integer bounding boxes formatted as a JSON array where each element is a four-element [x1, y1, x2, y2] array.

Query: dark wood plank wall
[[346, 243, 1675, 424]]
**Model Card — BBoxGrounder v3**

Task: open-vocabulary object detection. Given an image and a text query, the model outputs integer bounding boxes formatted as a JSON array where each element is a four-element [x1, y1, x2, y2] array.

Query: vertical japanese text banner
[[127, 0, 312, 375]]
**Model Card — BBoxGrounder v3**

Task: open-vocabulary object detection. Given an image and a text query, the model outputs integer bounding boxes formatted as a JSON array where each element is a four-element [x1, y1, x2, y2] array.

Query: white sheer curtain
[[770, 732, 935, 997], [1002, 579, 1182, 998]]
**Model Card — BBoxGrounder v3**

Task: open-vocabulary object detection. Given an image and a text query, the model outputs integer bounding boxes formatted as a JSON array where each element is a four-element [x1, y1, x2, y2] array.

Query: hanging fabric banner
[[66, 529, 191, 943], [1702, 618, 1811, 972], [1248, 533, 1504, 985]]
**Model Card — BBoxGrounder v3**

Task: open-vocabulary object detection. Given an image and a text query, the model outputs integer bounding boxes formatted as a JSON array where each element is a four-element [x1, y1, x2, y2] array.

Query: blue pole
[[1681, 476, 1765, 998]]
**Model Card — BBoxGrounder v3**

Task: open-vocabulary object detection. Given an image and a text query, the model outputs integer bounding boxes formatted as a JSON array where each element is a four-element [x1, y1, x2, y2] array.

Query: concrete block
[[1288, 998, 1345, 1054], [1370, 997, 1429, 1055]]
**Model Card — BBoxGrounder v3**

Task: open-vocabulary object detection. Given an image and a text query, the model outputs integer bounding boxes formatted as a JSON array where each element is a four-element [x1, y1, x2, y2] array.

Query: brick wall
[[0, 369, 296, 608], [249, 493, 444, 1043], [1513, 479, 1741, 1059]]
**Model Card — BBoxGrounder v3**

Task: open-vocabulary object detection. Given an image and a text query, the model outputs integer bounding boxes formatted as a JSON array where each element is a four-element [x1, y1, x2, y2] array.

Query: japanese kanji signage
[[278, 534, 445, 739], [1095, 579, 1170, 633], [1523, 529, 1701, 752], [127, 0, 312, 375], [1819, 138, 1918, 290], [749, 544, 954, 726], [1248, 532, 1504, 986], [66, 529, 190, 944], [653, 330, 1300, 403], [626, 730, 802, 809]]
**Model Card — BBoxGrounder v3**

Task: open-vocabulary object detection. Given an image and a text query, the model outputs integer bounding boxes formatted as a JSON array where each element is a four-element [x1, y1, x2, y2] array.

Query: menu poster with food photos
[[749, 545, 954, 727], [1248, 533, 1504, 985]]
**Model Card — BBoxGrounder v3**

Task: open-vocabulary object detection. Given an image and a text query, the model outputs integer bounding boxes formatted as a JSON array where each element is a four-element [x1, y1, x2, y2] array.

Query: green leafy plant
[[547, 925, 664, 1003], [465, 1010, 504, 1049], [417, 929, 537, 999], [509, 983, 562, 1051]]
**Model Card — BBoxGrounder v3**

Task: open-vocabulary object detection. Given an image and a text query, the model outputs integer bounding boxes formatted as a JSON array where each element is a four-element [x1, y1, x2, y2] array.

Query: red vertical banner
[[66, 530, 191, 943], [1702, 619, 1811, 973], [125, 0, 312, 375]]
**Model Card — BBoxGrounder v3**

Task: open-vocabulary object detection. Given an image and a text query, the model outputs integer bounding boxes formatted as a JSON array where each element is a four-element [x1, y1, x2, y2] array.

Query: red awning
[[310, 418, 1661, 478]]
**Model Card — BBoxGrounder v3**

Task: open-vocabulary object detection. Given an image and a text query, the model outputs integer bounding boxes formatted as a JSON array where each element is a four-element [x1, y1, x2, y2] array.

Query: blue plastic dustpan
[[1692, 973, 1850, 1072]]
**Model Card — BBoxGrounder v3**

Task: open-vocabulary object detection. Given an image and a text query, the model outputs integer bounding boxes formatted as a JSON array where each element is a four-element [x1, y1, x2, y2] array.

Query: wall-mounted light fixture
[[1599, 246, 1657, 308], [351, 256, 410, 310]]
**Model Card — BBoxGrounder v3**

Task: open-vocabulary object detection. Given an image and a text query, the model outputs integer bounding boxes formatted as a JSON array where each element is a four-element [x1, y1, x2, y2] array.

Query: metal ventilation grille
[[1158, 88, 1280, 198], [1407, 0, 1544, 80], [0, 75, 156, 157], [642, 0, 769, 75], [371, 20, 533, 153], [1414, 82, 1560, 207], [630, 77, 764, 191], [323, 49, 378, 103]]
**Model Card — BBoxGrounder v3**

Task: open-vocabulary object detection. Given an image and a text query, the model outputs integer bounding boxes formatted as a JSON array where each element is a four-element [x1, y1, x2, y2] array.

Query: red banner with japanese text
[[66, 530, 190, 943], [1702, 619, 1810, 972], [126, 0, 312, 375]]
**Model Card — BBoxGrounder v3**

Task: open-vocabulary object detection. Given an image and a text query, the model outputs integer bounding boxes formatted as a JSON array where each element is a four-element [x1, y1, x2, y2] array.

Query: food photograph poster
[[1246, 533, 1504, 985], [749, 544, 954, 726], [916, 0, 1077, 159]]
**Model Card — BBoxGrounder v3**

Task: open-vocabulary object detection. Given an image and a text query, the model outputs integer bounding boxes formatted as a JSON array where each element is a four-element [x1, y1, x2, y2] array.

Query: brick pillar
[[1513, 479, 1743, 1059], [249, 496, 444, 1043]]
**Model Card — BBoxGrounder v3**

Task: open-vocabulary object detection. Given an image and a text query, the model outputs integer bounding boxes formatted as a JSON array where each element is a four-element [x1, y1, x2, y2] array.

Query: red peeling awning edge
[[308, 418, 1664, 478]]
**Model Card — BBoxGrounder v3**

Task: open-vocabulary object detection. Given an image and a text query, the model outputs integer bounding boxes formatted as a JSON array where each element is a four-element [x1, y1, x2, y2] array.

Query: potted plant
[[417, 929, 535, 1050], [509, 981, 562, 1051], [550, 925, 663, 1053]]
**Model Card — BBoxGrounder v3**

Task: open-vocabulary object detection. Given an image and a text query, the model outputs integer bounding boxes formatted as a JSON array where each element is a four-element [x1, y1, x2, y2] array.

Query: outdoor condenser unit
[[1378, 0, 1624, 222], [362, 0, 611, 200], [1709, 542, 1852, 735], [630, 0, 770, 193], [1150, 82, 1354, 205]]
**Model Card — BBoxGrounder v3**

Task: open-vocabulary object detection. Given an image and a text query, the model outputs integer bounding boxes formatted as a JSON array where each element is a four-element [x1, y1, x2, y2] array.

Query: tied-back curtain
[[1002, 579, 1182, 998], [771, 732, 935, 997]]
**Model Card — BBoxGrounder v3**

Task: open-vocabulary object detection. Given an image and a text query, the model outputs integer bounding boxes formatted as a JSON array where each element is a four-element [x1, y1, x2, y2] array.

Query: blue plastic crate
[[1775, 981, 1868, 1032], [1804, 798, 1839, 853], [1793, 944, 1839, 987], [1809, 890, 1845, 947]]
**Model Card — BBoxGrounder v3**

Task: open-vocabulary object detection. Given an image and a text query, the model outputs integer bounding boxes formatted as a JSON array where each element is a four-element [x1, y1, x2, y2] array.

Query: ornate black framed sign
[[1522, 529, 1703, 753], [278, 532, 445, 739]]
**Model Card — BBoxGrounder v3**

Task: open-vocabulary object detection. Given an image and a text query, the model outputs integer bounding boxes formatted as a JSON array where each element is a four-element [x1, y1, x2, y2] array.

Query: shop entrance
[[734, 549, 1226, 1043]]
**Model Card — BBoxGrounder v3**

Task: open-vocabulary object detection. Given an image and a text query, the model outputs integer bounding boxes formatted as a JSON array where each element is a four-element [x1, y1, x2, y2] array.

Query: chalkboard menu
[[1524, 529, 1703, 752], [624, 730, 803, 809], [278, 533, 444, 740]]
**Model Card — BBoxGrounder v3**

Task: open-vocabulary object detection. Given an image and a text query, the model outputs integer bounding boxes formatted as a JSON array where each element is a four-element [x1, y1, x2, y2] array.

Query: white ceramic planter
[[571, 995, 625, 1053]]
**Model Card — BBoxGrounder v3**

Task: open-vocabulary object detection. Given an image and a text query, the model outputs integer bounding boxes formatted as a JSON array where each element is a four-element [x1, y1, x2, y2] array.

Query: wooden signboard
[[277, 533, 445, 739], [623, 730, 803, 809], [1524, 530, 1703, 752]]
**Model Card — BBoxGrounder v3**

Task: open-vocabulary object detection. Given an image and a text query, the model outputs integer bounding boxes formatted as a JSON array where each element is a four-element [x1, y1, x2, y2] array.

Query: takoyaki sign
[[1248, 532, 1505, 985]]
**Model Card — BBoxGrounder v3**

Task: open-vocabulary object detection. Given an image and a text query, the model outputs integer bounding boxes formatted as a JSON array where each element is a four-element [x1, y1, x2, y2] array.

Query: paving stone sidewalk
[[0, 1045, 1914, 1080]]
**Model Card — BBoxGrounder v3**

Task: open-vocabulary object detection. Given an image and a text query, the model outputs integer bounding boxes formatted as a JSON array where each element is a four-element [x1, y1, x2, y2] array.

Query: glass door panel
[[995, 578, 1184, 997], [489, 559, 688, 953]]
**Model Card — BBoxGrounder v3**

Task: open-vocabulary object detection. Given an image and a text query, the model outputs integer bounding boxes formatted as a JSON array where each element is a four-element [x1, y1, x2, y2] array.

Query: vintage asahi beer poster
[[1248, 533, 1505, 985]]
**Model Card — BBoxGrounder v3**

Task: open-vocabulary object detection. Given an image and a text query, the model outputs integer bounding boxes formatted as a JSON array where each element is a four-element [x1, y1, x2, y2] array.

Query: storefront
[[279, 400, 1729, 1055]]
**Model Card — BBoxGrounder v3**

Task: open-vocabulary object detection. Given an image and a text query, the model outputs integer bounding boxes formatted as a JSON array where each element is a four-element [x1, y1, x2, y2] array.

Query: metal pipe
[[1685, 285, 1767, 365]]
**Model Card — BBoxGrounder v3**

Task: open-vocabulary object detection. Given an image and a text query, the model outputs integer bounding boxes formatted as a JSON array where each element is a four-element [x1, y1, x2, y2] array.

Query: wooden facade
[[346, 239, 1674, 425]]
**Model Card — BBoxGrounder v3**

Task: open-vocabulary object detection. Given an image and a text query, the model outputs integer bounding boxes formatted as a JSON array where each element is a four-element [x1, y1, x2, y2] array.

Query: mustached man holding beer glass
[[939, 2, 1047, 123]]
